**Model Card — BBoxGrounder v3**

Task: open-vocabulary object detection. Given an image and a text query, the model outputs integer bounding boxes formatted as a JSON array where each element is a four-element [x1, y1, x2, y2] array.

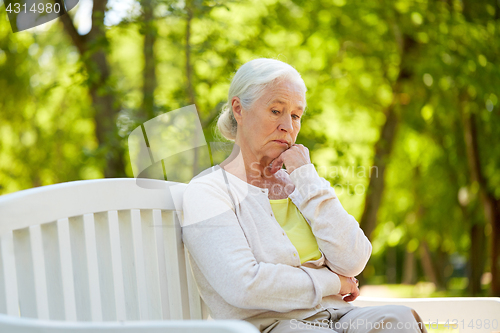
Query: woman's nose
[[278, 116, 293, 132]]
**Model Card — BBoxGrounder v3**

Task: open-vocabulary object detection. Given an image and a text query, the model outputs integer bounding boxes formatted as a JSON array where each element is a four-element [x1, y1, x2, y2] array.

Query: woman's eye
[[292, 115, 300, 120], [272, 109, 280, 114]]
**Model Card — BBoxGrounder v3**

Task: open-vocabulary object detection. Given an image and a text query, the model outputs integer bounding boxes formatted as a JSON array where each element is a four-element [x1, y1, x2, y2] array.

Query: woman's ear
[[231, 96, 243, 124]]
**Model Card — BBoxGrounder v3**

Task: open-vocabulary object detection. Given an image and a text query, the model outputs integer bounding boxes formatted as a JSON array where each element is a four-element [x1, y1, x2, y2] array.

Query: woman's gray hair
[[216, 58, 307, 141]]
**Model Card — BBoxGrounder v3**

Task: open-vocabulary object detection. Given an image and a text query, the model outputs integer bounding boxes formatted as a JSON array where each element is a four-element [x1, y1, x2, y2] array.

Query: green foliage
[[0, 0, 498, 294]]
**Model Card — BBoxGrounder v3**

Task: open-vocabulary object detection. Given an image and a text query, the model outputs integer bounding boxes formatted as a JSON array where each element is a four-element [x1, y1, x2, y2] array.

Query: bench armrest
[[0, 314, 260, 333]]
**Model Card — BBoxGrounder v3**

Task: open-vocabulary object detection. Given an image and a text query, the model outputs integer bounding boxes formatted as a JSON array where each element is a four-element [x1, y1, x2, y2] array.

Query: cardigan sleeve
[[289, 164, 372, 277], [181, 181, 341, 312]]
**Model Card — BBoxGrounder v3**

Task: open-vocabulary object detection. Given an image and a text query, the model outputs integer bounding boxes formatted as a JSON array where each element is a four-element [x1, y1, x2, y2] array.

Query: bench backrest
[[0, 179, 208, 322]]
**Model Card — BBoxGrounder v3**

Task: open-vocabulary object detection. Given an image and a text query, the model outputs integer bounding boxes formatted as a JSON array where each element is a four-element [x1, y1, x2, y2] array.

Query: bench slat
[[14, 228, 37, 318], [41, 222, 64, 321], [1, 232, 19, 317], [0, 236, 6, 314], [57, 218, 77, 321], [161, 211, 185, 319], [94, 212, 117, 321], [185, 246, 203, 320], [139, 210, 162, 320], [115, 211, 138, 320], [173, 212, 193, 320], [131, 209, 149, 320], [29, 225, 49, 320], [152, 209, 170, 320], [108, 211, 126, 321], [83, 214, 102, 321]]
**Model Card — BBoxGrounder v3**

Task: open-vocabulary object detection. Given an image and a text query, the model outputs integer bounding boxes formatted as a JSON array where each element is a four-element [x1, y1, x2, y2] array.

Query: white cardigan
[[181, 163, 372, 321]]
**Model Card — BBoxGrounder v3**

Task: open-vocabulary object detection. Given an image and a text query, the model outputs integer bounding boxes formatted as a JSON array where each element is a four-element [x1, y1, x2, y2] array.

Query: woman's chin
[[268, 147, 287, 156]]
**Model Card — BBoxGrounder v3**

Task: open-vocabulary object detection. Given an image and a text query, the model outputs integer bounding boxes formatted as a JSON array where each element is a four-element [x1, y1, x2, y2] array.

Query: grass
[[425, 324, 460, 332], [360, 279, 492, 298], [359, 282, 494, 333]]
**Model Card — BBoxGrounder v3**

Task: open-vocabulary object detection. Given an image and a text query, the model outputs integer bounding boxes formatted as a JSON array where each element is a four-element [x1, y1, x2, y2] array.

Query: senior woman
[[181, 58, 427, 333]]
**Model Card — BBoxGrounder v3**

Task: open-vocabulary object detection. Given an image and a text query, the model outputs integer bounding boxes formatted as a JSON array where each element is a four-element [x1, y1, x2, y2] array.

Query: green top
[[269, 197, 322, 264]]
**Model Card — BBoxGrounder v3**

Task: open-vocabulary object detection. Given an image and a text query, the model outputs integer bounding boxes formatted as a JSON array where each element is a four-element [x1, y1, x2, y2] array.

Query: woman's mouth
[[273, 140, 289, 147]]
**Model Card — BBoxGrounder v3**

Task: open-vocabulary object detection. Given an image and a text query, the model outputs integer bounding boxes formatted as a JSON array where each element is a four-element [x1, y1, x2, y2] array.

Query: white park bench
[[0, 178, 499, 332]]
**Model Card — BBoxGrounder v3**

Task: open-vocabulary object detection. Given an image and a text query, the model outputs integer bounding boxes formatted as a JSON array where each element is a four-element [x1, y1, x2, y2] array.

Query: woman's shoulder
[[184, 164, 243, 199], [183, 164, 255, 206], [182, 165, 238, 219], [185, 165, 225, 192]]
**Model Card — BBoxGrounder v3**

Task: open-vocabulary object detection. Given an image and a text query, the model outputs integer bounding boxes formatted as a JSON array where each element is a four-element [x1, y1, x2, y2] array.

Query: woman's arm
[[181, 181, 341, 312], [289, 163, 372, 277], [269, 144, 371, 277]]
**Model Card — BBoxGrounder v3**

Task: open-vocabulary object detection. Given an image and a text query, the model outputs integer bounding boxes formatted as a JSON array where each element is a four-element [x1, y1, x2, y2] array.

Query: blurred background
[[0, 0, 499, 297]]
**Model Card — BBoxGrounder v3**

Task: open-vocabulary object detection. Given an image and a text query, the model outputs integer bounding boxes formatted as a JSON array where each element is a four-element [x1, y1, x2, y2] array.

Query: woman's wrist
[[288, 163, 313, 176]]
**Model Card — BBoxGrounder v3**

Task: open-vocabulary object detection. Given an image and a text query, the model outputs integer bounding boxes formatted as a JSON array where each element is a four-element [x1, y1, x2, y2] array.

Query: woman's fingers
[[342, 282, 360, 302], [267, 146, 293, 175], [268, 144, 311, 175], [266, 144, 312, 176], [267, 155, 284, 175], [338, 275, 360, 302], [342, 286, 360, 302]]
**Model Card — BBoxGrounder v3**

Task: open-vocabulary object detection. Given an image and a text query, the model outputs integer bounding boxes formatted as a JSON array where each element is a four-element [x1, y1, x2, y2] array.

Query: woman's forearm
[[289, 164, 372, 277]]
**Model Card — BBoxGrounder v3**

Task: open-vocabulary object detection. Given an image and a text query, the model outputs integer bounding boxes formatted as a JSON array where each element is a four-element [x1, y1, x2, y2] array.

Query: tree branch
[[89, 0, 109, 39], [58, 1, 87, 55]]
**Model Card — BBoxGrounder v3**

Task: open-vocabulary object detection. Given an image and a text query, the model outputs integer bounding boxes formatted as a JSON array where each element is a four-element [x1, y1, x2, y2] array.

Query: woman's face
[[232, 79, 306, 166]]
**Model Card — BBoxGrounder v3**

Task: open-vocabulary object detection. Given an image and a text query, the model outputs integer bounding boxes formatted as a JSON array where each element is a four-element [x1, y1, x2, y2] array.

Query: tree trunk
[[431, 114, 487, 295], [494, 202, 500, 295], [402, 249, 416, 284], [184, 0, 201, 177], [359, 34, 418, 241], [359, 103, 398, 240], [386, 247, 397, 284], [461, 93, 500, 296], [493, 201, 500, 296], [469, 222, 487, 295], [185, 0, 195, 108], [420, 241, 439, 288], [141, 0, 157, 121], [59, 0, 125, 178], [435, 245, 448, 290]]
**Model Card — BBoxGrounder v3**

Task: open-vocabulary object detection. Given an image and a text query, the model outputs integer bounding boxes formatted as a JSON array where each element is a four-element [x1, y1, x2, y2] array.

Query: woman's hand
[[268, 144, 312, 175], [338, 275, 360, 302]]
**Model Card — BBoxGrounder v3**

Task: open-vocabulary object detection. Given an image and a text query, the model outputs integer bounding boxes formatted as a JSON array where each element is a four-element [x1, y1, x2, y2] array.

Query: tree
[[59, 0, 126, 177], [140, 0, 158, 121]]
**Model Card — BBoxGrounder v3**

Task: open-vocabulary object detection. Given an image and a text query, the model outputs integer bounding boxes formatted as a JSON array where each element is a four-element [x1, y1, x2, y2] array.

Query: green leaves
[[1, 0, 498, 293]]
